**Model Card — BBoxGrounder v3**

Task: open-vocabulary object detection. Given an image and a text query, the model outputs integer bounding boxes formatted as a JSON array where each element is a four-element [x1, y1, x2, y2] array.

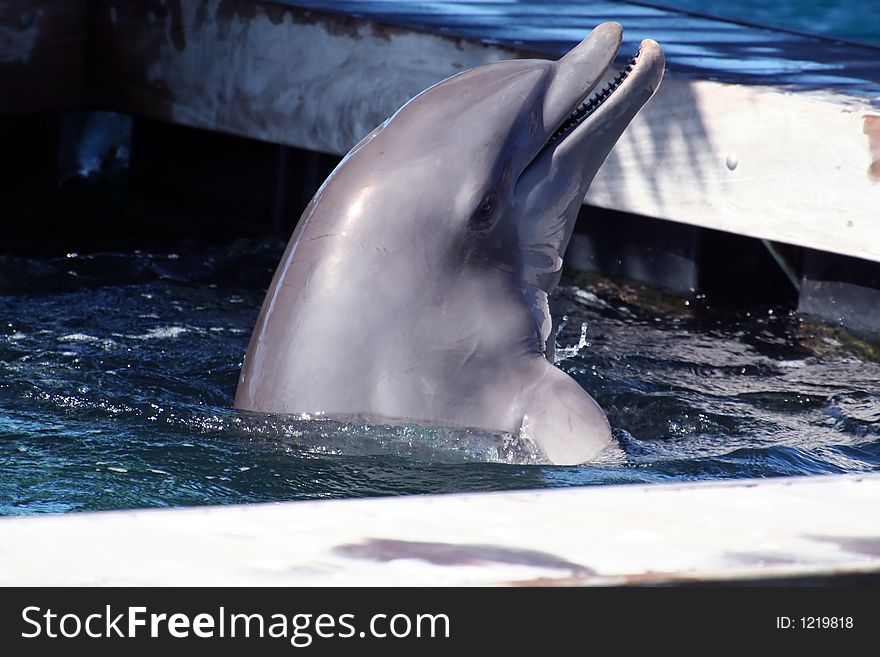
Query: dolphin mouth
[[526, 37, 664, 169], [545, 49, 642, 148]]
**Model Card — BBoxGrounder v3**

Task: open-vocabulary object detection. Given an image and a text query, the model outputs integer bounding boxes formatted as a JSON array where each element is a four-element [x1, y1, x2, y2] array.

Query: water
[[2, 240, 878, 516], [659, 0, 880, 46]]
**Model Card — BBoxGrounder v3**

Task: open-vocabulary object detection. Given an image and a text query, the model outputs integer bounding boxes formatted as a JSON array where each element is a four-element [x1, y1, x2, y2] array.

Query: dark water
[[2, 240, 879, 516]]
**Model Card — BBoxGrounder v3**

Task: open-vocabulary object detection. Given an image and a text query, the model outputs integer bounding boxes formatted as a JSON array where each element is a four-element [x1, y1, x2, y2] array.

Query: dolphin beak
[[520, 24, 664, 182], [542, 22, 624, 135], [551, 28, 664, 151], [511, 24, 664, 285], [550, 35, 664, 165]]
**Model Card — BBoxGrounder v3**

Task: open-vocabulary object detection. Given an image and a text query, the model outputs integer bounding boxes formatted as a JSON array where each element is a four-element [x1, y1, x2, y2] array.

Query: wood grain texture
[[89, 0, 524, 154], [3, 1, 878, 262], [587, 76, 880, 262], [87, 0, 880, 262], [290, 0, 880, 109]]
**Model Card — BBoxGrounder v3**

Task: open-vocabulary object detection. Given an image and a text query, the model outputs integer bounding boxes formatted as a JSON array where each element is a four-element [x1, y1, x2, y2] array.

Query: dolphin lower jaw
[[545, 49, 643, 148]]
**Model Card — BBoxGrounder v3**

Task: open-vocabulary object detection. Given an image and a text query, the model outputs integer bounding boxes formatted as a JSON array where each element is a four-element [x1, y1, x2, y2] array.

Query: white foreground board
[[1, 473, 878, 586]]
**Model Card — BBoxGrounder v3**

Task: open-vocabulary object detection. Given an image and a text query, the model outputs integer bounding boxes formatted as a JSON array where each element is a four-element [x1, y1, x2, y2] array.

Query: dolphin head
[[236, 24, 664, 462], [345, 23, 664, 297]]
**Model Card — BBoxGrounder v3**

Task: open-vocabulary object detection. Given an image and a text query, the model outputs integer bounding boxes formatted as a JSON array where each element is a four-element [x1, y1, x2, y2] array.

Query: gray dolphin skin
[[235, 23, 665, 465]]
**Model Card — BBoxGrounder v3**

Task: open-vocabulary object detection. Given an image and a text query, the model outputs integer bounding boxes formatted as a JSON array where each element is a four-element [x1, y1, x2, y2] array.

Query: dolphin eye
[[473, 194, 496, 224]]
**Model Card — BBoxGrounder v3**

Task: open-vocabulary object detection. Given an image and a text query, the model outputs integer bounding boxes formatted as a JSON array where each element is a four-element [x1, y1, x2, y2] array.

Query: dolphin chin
[[235, 23, 665, 465]]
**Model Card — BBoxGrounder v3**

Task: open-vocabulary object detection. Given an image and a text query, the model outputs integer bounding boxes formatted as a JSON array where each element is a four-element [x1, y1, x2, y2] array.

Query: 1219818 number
[[801, 617, 854, 629]]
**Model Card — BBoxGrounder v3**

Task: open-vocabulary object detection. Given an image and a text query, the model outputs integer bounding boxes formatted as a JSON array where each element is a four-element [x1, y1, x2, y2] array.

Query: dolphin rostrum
[[235, 23, 665, 465]]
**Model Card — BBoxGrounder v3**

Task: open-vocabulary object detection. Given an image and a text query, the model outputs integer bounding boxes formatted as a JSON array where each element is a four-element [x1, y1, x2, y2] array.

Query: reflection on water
[[1, 240, 878, 515]]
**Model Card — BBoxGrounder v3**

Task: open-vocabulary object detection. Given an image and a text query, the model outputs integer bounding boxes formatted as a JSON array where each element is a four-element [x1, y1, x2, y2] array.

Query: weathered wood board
[[2, 0, 879, 263], [91, 1, 880, 264], [87, 0, 523, 155]]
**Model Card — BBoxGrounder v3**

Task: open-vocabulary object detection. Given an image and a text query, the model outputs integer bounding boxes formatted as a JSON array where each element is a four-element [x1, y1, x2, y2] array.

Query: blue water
[[2, 1, 880, 515], [2, 241, 879, 515], [660, 0, 880, 45]]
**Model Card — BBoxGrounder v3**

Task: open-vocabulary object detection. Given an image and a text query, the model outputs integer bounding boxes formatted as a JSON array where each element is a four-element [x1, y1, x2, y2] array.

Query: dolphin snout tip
[[639, 38, 663, 54], [638, 38, 666, 74], [603, 21, 623, 35], [594, 21, 623, 43]]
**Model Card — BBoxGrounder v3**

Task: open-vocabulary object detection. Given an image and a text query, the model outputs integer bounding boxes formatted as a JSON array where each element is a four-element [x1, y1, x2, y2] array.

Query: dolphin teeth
[[545, 50, 640, 148]]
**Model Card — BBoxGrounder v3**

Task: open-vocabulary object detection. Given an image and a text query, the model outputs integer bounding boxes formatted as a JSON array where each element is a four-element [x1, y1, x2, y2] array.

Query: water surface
[[2, 241, 878, 516], [660, 0, 880, 45]]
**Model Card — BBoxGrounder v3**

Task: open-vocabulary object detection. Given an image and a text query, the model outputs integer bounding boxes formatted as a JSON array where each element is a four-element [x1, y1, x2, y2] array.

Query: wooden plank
[[3, 1, 878, 263], [0, 0, 87, 113], [88, 0, 524, 155], [282, 1, 880, 263], [1, 473, 878, 585], [87, 0, 880, 264], [587, 76, 880, 262]]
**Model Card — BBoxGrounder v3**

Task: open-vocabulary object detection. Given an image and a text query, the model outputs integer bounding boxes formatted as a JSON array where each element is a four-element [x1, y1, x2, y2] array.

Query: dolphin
[[235, 23, 664, 465]]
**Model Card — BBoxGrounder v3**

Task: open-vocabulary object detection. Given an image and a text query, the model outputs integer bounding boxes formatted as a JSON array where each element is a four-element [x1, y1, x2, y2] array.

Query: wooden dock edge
[[1, 473, 878, 586], [3, 0, 879, 264]]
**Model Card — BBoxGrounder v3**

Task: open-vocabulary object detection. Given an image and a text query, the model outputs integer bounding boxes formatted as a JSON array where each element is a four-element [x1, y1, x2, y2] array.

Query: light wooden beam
[[88, 1, 880, 263], [3, 1, 879, 263]]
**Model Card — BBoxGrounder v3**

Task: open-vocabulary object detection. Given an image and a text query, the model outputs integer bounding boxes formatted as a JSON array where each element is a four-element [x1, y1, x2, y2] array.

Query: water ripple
[[1, 242, 879, 515]]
